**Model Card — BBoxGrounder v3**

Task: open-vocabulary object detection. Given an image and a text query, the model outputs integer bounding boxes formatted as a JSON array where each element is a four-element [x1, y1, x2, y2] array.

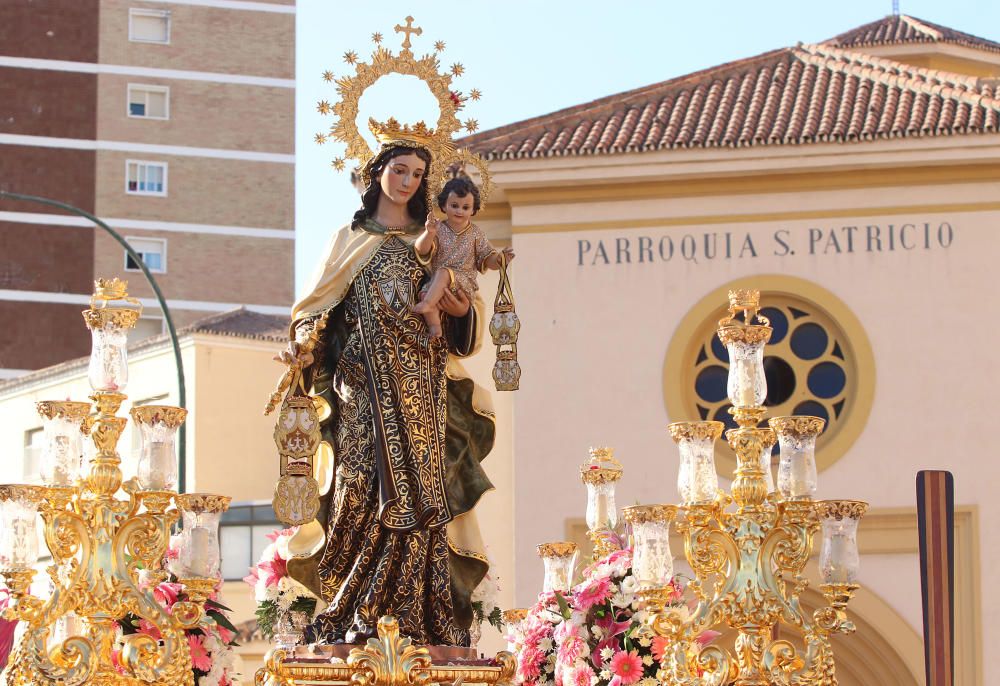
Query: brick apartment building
[[0, 0, 295, 378]]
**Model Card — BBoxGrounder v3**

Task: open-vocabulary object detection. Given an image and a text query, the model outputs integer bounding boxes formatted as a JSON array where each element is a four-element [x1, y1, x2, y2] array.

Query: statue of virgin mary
[[277, 130, 496, 646]]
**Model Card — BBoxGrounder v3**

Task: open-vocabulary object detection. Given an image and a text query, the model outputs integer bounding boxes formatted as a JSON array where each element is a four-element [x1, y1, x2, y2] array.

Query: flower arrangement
[[514, 546, 719, 686], [117, 536, 239, 686], [243, 527, 319, 640], [512, 591, 563, 685], [471, 569, 505, 634]]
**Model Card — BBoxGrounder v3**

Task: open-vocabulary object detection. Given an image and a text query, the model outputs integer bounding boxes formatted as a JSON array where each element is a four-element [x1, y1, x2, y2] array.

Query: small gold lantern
[[491, 251, 520, 391]]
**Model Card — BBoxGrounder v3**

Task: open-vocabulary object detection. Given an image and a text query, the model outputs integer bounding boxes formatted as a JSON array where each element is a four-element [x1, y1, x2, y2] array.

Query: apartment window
[[23, 428, 43, 483], [128, 84, 169, 119], [219, 503, 281, 581], [129, 8, 170, 44], [126, 160, 167, 196], [124, 237, 167, 273]]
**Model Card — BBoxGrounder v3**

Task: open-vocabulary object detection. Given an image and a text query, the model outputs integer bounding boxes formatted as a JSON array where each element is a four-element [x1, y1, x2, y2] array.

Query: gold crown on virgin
[[313, 15, 493, 203]]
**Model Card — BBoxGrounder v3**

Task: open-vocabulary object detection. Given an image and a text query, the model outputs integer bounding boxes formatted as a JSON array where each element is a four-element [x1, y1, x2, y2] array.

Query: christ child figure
[[413, 176, 515, 337]]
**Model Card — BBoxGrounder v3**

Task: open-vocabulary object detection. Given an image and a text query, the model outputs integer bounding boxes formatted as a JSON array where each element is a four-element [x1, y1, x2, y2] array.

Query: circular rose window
[[664, 276, 875, 477]]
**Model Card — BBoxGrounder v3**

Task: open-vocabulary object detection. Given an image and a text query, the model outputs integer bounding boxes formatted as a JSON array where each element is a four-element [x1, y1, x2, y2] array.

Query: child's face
[[442, 192, 474, 228]]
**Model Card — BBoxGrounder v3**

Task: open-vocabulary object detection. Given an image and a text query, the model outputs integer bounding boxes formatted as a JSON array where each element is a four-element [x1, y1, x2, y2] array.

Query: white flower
[[610, 591, 630, 608], [633, 609, 649, 624], [599, 670, 612, 681], [640, 678, 658, 686], [600, 647, 614, 662], [591, 625, 605, 640], [641, 654, 654, 666], [620, 576, 638, 595], [638, 635, 652, 648], [538, 638, 554, 652]]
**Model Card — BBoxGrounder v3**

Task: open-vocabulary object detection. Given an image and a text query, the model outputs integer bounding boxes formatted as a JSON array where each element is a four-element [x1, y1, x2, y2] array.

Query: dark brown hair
[[351, 145, 432, 230], [436, 176, 481, 215]]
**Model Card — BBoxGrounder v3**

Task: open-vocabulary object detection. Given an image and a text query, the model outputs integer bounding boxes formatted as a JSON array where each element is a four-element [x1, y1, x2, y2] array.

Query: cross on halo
[[394, 16, 422, 51]]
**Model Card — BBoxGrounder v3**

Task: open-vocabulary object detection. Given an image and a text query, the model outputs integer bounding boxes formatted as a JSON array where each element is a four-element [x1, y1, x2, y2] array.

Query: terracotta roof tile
[[825, 14, 1000, 54], [461, 42, 1000, 160]]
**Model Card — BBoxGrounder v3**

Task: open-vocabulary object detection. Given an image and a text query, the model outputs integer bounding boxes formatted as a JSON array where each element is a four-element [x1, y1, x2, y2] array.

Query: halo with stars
[[314, 15, 491, 202]]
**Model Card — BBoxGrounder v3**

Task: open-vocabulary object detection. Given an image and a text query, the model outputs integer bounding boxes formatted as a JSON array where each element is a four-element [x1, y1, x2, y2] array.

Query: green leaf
[[554, 591, 572, 620], [207, 609, 239, 635]]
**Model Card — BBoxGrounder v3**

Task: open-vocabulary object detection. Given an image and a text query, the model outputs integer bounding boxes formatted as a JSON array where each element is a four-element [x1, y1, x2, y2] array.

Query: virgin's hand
[[501, 246, 516, 263], [273, 341, 314, 367], [439, 289, 471, 317]]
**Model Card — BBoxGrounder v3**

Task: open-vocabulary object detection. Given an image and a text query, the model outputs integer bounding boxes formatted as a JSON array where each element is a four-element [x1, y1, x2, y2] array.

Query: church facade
[[462, 15, 999, 685]]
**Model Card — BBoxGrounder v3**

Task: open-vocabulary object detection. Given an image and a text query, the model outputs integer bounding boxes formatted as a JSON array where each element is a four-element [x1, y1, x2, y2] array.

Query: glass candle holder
[[130, 405, 187, 491], [623, 504, 677, 590], [502, 608, 528, 652], [82, 279, 142, 393], [668, 421, 724, 505], [536, 541, 578, 593], [175, 493, 231, 579], [817, 500, 868, 584], [769, 416, 825, 500], [759, 427, 777, 494], [581, 447, 622, 532], [0, 485, 43, 571], [36, 401, 91, 487]]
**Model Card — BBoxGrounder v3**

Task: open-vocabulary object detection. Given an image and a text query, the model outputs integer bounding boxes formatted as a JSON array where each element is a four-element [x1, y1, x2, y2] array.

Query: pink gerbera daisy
[[608, 649, 644, 686], [574, 577, 611, 611], [572, 664, 596, 686], [187, 634, 212, 672]]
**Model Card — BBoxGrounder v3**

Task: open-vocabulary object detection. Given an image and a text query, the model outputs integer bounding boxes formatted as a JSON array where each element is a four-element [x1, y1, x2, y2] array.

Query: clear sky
[[293, 0, 1000, 297]]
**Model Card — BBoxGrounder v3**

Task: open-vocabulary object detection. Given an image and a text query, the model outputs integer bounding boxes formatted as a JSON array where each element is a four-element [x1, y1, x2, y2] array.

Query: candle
[[825, 534, 851, 583], [144, 441, 173, 490], [189, 526, 210, 577]]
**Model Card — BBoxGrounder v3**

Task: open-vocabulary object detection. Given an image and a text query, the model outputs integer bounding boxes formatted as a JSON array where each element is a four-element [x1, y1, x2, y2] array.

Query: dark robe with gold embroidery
[[291, 224, 494, 645]]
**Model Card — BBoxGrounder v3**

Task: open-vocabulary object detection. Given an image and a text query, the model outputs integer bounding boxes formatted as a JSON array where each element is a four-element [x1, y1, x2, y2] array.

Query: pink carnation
[[153, 581, 184, 609], [608, 649, 644, 686], [557, 635, 586, 665], [572, 664, 595, 686]]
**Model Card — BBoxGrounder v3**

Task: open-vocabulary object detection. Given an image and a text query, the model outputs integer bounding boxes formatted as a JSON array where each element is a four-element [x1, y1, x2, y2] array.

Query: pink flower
[[265, 527, 297, 544], [137, 619, 161, 640], [517, 646, 543, 681], [608, 649, 644, 686], [187, 634, 212, 672], [257, 556, 288, 587], [572, 664, 595, 686], [651, 636, 671, 662], [153, 582, 184, 609], [216, 624, 234, 645], [557, 635, 585, 665], [243, 566, 259, 590], [573, 577, 611, 611], [697, 629, 722, 647]]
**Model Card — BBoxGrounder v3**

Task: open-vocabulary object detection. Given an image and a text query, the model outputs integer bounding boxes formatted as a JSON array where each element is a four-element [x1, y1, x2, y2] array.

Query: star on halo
[[434, 40, 446, 52], [316, 100, 332, 115], [332, 158, 346, 171], [314, 133, 328, 144], [322, 70, 335, 82], [343, 51, 359, 65], [464, 119, 479, 132], [469, 89, 482, 101], [450, 63, 465, 76], [371, 32, 383, 44]]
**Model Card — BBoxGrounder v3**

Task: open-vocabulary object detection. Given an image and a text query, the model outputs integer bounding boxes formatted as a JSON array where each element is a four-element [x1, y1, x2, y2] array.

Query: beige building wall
[[96, 75, 294, 152], [481, 139, 996, 684], [90, 0, 296, 333], [91, 228, 293, 306], [98, 0, 294, 78]]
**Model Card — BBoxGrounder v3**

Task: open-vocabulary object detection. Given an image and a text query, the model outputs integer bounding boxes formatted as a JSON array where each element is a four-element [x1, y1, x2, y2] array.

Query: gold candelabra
[[631, 289, 868, 686], [0, 279, 230, 686]]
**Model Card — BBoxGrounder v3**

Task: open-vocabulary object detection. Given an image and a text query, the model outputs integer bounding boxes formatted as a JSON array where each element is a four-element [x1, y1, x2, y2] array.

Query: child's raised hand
[[424, 213, 439, 236], [501, 246, 516, 263]]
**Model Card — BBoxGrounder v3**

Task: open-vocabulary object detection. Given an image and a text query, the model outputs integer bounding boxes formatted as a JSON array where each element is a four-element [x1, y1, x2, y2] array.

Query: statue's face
[[379, 152, 426, 206], [441, 191, 474, 230]]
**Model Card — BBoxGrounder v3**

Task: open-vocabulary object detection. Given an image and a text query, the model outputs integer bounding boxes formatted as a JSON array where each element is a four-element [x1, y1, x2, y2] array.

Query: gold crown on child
[[313, 15, 493, 203]]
